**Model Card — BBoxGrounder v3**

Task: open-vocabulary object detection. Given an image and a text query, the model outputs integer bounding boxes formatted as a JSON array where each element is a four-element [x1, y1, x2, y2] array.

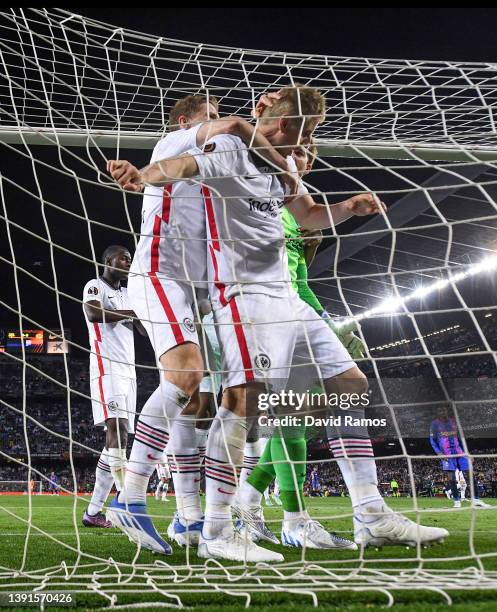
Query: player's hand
[[323, 313, 366, 359], [301, 228, 323, 249], [280, 154, 302, 204], [347, 193, 386, 216], [281, 171, 300, 203], [107, 159, 144, 192], [253, 90, 282, 118], [342, 332, 366, 360]]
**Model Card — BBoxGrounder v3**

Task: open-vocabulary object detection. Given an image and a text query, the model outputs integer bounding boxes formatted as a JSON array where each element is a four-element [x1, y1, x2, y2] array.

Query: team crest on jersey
[[204, 142, 216, 153], [177, 394, 190, 408], [254, 353, 271, 370], [107, 400, 119, 412], [182, 317, 195, 333], [87, 286, 99, 296]]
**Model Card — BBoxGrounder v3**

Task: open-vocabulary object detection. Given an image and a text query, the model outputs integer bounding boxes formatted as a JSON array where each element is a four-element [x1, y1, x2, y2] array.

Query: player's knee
[[222, 385, 246, 416], [160, 343, 204, 396], [327, 367, 368, 400], [165, 368, 203, 396], [347, 369, 368, 397], [198, 393, 216, 420], [105, 418, 128, 448]]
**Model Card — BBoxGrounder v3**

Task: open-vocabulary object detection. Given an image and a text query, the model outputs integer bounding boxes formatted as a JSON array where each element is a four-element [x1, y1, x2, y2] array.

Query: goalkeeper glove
[[320, 311, 367, 360]]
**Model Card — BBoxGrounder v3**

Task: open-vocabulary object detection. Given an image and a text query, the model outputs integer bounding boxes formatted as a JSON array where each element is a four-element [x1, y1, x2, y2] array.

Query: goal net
[[1, 7, 497, 608]]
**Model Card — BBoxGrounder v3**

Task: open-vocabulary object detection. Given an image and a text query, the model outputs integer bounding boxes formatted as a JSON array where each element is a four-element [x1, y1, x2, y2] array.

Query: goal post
[[1, 6, 497, 609], [3, 127, 497, 163]]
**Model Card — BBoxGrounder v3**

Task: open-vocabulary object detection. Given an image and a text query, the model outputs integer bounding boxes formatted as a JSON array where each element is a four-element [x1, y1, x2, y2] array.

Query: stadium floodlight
[[343, 254, 497, 325], [369, 296, 404, 315]]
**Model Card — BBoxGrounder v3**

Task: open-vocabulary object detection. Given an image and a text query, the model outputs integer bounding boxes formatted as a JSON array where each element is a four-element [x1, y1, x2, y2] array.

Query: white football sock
[[122, 382, 189, 505], [283, 509, 309, 530], [195, 427, 209, 464], [237, 479, 263, 507], [204, 406, 246, 539], [239, 438, 263, 488], [328, 436, 383, 514], [87, 448, 114, 515], [107, 447, 127, 492], [168, 413, 202, 522]]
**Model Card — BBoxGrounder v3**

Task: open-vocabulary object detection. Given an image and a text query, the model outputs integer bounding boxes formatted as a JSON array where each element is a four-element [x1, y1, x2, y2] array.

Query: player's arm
[[195, 117, 295, 193], [133, 319, 148, 336], [301, 228, 323, 267], [294, 248, 367, 360], [429, 424, 443, 455], [295, 257, 325, 313], [107, 154, 199, 192], [84, 300, 136, 323], [109, 134, 248, 193], [286, 192, 386, 230]]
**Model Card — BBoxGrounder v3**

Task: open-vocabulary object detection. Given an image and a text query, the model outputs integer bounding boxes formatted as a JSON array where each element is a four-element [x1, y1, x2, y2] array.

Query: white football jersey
[[189, 134, 297, 308], [156, 461, 170, 479], [83, 277, 136, 379], [130, 124, 207, 288]]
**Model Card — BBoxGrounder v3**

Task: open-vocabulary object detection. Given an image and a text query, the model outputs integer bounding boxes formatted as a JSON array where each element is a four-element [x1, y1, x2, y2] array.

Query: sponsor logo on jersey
[[254, 353, 271, 370], [248, 197, 283, 218], [87, 286, 99, 295], [182, 317, 195, 333]]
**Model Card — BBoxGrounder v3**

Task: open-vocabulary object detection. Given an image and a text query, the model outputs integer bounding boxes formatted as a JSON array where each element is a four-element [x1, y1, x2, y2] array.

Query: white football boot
[[282, 519, 357, 550], [198, 530, 284, 563], [354, 505, 449, 548]]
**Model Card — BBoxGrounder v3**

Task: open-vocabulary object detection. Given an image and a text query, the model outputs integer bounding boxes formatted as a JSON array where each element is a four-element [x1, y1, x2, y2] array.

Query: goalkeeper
[[234, 142, 367, 549]]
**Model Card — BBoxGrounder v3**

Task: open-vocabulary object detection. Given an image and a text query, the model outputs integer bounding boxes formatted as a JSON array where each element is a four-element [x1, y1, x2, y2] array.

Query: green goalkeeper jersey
[[282, 207, 366, 361], [281, 207, 324, 313]]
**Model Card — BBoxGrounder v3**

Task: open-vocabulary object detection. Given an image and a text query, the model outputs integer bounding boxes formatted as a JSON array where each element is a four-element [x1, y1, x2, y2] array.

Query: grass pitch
[[0, 494, 497, 610]]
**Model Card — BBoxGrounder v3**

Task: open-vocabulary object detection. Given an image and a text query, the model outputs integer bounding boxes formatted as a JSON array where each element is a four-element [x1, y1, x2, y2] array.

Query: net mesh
[[1, 6, 497, 608]]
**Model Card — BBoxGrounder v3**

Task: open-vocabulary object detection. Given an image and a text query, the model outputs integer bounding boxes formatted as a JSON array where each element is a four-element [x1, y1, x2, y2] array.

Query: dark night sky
[[76, 8, 497, 63], [2, 8, 497, 362]]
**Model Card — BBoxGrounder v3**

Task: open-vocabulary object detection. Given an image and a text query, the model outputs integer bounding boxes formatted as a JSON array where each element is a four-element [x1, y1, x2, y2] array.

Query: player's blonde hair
[[169, 94, 219, 131], [259, 84, 325, 125]]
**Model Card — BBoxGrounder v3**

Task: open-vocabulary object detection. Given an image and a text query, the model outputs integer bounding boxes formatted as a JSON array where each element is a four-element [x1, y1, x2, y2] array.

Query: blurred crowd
[[1, 316, 496, 495], [303, 451, 497, 498]]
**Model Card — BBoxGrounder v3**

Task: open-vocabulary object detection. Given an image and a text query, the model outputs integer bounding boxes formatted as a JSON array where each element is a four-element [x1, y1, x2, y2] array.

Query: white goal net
[[1, 7, 497, 609]]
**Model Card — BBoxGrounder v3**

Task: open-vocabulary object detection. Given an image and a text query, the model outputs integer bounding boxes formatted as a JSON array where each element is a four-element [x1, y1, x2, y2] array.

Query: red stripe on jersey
[[150, 183, 173, 273], [93, 321, 102, 343], [93, 323, 108, 420], [202, 185, 219, 250], [161, 183, 173, 223], [208, 245, 227, 307], [229, 298, 254, 382], [149, 272, 185, 345], [203, 185, 227, 306]]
